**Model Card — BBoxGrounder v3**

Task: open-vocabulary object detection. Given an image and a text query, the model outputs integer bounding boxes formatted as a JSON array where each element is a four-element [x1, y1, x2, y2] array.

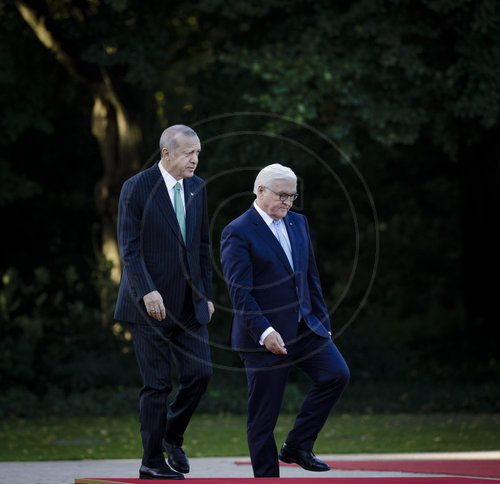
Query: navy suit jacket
[[114, 162, 213, 326], [220, 205, 331, 352]]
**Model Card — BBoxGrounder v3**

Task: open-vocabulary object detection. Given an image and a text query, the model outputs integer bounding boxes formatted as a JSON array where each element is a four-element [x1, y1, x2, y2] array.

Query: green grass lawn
[[1, 413, 499, 461]]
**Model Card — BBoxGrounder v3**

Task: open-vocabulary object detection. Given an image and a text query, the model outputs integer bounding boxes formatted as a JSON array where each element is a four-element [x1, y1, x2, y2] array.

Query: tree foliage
[[209, 0, 500, 156]]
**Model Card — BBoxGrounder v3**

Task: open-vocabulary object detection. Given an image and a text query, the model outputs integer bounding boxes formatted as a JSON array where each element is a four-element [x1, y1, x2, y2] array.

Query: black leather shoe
[[279, 442, 330, 472], [162, 439, 190, 474], [139, 464, 184, 480]]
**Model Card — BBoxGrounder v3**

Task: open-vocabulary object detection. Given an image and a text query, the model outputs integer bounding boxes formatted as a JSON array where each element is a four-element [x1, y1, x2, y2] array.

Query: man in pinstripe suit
[[114, 125, 214, 480]]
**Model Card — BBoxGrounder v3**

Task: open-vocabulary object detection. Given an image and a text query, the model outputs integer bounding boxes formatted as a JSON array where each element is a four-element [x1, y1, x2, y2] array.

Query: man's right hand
[[263, 331, 287, 355], [143, 291, 166, 321]]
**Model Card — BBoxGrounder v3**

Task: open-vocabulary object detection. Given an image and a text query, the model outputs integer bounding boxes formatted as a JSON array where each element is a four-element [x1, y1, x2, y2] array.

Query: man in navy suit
[[220, 164, 349, 478], [114, 125, 214, 480]]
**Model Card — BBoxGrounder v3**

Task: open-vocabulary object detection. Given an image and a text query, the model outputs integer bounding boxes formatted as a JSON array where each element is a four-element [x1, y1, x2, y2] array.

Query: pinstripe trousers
[[129, 287, 212, 467]]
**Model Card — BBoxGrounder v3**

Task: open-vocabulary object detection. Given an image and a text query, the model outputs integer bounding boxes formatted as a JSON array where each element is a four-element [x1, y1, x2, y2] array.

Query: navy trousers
[[129, 290, 212, 467], [241, 322, 349, 477]]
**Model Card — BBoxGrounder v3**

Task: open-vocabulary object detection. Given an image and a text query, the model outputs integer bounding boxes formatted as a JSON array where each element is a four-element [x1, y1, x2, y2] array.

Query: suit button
[[293, 309, 298, 313]]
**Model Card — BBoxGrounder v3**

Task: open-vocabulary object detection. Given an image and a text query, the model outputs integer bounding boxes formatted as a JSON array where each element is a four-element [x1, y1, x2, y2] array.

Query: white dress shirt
[[159, 161, 185, 211], [253, 201, 293, 248]]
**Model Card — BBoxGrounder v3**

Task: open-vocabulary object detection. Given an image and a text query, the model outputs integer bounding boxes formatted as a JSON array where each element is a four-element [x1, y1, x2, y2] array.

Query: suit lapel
[[183, 177, 196, 248], [250, 206, 293, 274], [151, 164, 185, 245], [284, 213, 300, 272]]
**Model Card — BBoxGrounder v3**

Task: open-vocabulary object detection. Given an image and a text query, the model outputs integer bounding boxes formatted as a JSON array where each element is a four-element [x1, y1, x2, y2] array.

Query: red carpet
[[75, 458, 500, 483], [235, 458, 500, 479], [75, 479, 499, 484], [326, 459, 500, 478]]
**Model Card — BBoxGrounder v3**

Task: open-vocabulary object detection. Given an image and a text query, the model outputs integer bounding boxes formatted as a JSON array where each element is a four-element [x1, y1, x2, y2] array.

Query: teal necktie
[[174, 182, 186, 243]]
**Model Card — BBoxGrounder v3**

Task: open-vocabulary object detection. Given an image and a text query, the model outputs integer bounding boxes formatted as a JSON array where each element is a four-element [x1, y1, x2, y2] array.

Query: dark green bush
[[0, 262, 139, 418], [1, 260, 498, 418]]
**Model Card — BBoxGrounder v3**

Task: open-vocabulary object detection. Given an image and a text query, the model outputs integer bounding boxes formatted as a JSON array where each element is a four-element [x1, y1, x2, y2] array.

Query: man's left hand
[[207, 301, 215, 320], [263, 331, 287, 355]]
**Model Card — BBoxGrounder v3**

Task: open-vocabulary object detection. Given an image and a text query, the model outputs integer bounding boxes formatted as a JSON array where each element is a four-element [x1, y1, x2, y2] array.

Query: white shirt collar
[[253, 201, 280, 227], [159, 161, 183, 191]]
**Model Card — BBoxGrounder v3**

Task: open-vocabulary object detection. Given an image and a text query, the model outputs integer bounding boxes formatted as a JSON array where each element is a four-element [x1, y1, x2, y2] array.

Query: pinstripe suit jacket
[[114, 162, 213, 326]]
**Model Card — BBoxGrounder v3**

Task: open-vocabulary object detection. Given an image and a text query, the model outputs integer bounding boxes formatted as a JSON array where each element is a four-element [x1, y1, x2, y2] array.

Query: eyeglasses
[[263, 186, 299, 202]]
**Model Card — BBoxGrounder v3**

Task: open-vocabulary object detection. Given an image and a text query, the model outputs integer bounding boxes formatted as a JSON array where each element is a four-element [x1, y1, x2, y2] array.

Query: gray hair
[[253, 163, 297, 195], [159, 124, 198, 153]]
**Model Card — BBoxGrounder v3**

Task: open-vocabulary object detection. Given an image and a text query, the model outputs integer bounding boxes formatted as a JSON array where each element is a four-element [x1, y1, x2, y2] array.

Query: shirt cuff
[[259, 327, 276, 346]]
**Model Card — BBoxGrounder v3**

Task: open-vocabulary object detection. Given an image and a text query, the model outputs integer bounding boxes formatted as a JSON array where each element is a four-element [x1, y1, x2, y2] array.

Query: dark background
[[1, 0, 498, 417]]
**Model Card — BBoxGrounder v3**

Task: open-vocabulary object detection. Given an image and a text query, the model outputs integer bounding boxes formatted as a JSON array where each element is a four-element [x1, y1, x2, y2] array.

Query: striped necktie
[[272, 219, 293, 269]]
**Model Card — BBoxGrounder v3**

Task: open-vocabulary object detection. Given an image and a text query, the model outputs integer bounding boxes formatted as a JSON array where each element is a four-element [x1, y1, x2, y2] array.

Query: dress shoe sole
[[167, 458, 190, 474], [279, 454, 330, 472], [139, 472, 184, 480]]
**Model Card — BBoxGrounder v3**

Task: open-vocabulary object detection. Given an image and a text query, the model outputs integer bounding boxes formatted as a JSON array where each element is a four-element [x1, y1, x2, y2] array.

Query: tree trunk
[[16, 1, 143, 290], [91, 76, 142, 283]]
